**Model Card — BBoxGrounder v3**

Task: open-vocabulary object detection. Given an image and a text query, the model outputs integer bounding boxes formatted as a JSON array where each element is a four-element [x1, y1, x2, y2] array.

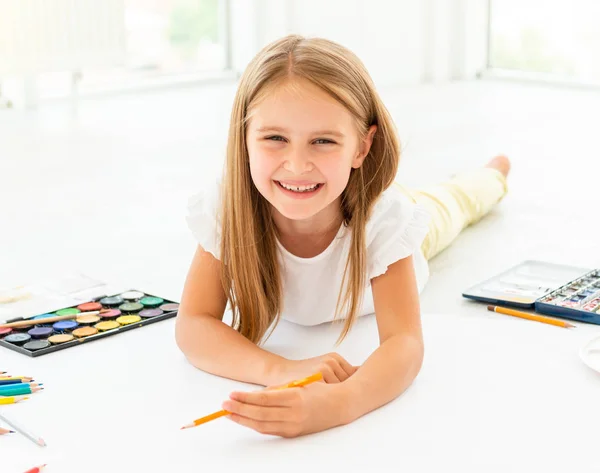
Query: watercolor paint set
[[462, 260, 600, 325], [0, 290, 179, 357], [536, 270, 600, 322]]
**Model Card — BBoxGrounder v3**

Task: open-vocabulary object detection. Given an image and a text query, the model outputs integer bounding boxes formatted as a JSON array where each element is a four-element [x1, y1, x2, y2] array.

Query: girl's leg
[[398, 156, 510, 261]]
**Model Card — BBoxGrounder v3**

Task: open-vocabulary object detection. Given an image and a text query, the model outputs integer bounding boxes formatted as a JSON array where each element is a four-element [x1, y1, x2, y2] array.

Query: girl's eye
[[314, 139, 335, 145], [266, 135, 286, 142]]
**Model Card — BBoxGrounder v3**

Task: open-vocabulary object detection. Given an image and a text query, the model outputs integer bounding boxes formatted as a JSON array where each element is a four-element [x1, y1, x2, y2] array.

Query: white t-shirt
[[186, 180, 431, 326]]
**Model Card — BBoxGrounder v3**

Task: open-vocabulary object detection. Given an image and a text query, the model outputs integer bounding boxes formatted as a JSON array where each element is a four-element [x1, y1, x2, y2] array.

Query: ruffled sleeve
[[185, 178, 222, 260], [367, 186, 431, 280]]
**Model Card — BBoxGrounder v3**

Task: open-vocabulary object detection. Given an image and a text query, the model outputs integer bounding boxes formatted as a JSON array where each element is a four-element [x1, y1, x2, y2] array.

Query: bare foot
[[485, 155, 511, 178]]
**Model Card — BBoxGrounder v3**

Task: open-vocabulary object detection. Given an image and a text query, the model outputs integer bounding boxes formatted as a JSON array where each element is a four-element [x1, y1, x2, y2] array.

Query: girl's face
[[246, 79, 376, 228]]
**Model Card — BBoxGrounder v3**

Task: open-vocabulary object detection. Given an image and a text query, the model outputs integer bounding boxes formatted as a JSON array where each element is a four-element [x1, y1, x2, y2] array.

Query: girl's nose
[[283, 149, 313, 175]]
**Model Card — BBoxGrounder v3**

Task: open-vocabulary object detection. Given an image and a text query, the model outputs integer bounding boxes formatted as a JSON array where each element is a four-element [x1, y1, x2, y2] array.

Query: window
[[488, 0, 600, 85], [35, 0, 230, 98]]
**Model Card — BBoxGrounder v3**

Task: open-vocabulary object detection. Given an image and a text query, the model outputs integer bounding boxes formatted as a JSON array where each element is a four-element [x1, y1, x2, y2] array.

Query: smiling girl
[[176, 34, 509, 438]]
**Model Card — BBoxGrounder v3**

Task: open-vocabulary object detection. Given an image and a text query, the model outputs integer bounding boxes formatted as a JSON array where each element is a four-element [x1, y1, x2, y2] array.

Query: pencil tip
[[487, 305, 495, 311], [9, 430, 15, 433]]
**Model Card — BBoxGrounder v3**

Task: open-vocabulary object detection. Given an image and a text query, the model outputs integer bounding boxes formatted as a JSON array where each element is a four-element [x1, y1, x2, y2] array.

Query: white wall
[[230, 0, 488, 88]]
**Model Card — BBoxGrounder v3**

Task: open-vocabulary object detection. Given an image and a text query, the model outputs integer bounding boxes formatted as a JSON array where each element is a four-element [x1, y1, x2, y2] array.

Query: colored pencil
[[487, 305, 575, 328], [0, 396, 29, 406], [0, 378, 35, 386], [0, 377, 33, 382], [181, 372, 324, 430], [0, 382, 42, 391], [0, 427, 15, 435], [0, 412, 46, 447], [0, 310, 105, 329], [23, 465, 46, 473], [0, 384, 43, 397]]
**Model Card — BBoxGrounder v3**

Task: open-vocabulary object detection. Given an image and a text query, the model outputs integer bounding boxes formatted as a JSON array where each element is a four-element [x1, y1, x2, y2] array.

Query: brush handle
[[0, 311, 101, 329]]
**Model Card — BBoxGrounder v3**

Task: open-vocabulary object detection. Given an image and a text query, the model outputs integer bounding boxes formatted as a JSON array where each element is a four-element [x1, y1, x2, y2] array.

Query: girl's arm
[[338, 254, 424, 422], [221, 255, 423, 437], [175, 246, 288, 385]]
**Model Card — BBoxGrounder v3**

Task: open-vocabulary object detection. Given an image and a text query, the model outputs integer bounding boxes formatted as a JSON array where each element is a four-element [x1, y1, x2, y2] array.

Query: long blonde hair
[[220, 34, 400, 344]]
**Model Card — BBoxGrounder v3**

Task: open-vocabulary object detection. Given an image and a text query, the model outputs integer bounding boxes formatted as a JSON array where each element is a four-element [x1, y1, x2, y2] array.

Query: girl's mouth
[[274, 180, 324, 198]]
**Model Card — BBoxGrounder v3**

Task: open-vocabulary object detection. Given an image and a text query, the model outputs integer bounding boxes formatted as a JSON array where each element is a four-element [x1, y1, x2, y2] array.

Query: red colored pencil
[[24, 465, 46, 473]]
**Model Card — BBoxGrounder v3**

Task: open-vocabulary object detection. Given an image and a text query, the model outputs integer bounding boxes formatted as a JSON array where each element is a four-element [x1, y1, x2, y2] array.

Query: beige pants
[[396, 168, 508, 260]]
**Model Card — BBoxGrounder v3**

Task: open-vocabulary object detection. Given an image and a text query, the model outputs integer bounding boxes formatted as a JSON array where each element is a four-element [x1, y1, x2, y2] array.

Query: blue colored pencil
[[0, 383, 43, 397], [0, 378, 34, 386]]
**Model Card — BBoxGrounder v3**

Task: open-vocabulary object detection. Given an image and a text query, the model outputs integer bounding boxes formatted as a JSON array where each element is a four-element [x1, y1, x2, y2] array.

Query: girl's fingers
[[229, 388, 299, 407], [320, 367, 340, 383], [329, 361, 349, 382], [329, 354, 356, 379], [223, 399, 291, 422], [228, 413, 285, 436]]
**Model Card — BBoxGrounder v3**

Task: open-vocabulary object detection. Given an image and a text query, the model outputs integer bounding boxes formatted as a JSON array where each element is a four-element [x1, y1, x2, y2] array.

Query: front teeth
[[279, 182, 319, 192]]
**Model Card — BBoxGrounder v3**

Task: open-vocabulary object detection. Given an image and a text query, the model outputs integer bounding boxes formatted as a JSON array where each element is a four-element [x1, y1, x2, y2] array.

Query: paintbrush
[[0, 310, 108, 329]]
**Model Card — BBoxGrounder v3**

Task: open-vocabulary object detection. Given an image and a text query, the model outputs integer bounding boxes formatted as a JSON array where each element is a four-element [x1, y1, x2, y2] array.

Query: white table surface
[[3, 307, 600, 473]]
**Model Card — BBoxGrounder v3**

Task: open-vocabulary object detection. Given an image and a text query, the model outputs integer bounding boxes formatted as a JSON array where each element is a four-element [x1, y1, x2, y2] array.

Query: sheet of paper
[[0, 273, 121, 321]]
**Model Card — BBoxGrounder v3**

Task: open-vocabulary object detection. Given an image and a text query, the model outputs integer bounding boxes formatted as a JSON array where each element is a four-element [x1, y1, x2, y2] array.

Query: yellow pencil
[[487, 305, 575, 329], [0, 395, 29, 405], [180, 372, 324, 430]]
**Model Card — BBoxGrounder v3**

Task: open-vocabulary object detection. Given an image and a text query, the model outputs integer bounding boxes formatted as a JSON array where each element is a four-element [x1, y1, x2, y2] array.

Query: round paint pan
[[28, 327, 54, 339], [32, 313, 54, 321], [120, 291, 145, 300], [117, 315, 141, 326], [5, 333, 32, 345], [139, 296, 164, 308], [76, 314, 101, 325], [94, 321, 120, 332], [0, 327, 12, 336], [77, 302, 102, 312], [55, 308, 81, 316], [48, 334, 75, 344], [139, 308, 164, 318], [99, 296, 124, 307], [118, 302, 143, 313], [53, 320, 79, 332], [23, 339, 51, 351], [159, 303, 179, 312], [100, 309, 121, 319], [72, 327, 98, 338]]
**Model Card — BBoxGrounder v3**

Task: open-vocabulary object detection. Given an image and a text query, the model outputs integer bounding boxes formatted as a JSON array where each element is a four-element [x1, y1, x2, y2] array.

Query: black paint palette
[[463, 260, 600, 325], [536, 269, 600, 323], [0, 290, 179, 357]]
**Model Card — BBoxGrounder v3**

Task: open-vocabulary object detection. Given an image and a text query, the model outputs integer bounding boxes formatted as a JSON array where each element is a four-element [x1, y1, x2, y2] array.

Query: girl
[[176, 34, 509, 438]]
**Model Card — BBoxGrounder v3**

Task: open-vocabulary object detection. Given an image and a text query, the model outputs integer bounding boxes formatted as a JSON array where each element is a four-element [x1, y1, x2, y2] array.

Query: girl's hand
[[223, 382, 350, 438], [270, 353, 358, 386]]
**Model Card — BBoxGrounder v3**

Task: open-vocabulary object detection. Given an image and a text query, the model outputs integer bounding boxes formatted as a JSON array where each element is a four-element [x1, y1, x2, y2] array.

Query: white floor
[[2, 79, 600, 473], [1, 78, 598, 308]]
